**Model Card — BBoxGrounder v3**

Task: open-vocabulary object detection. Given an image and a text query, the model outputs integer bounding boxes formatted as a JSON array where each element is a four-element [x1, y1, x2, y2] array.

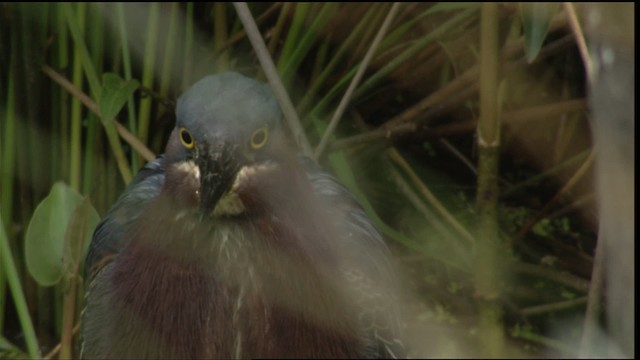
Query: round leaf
[[25, 182, 84, 286]]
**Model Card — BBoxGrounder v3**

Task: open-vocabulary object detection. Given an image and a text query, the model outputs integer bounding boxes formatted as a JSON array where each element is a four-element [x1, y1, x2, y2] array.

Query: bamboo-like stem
[[475, 3, 504, 357]]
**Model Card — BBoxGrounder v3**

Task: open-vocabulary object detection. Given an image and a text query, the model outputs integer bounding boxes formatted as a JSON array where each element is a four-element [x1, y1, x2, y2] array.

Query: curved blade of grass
[[521, 2, 560, 63], [307, 7, 477, 121], [277, 3, 310, 77], [279, 3, 337, 85], [354, 7, 476, 101], [297, 4, 384, 114], [0, 215, 40, 358]]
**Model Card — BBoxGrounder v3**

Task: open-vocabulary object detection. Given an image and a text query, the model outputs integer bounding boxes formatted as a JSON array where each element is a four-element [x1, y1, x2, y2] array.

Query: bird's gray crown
[[176, 72, 282, 140]]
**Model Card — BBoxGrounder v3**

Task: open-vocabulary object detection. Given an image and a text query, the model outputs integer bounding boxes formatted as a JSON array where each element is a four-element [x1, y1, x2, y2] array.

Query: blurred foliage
[[0, 2, 604, 358]]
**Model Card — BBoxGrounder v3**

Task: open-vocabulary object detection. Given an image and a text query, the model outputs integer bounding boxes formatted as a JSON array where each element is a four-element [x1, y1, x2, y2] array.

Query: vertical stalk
[[56, 3, 70, 183], [0, 58, 17, 334], [68, 3, 87, 192], [160, 2, 179, 98], [182, 2, 195, 90], [0, 216, 40, 358], [475, 2, 504, 357], [137, 3, 160, 156], [83, 3, 105, 195], [214, 2, 230, 71], [117, 3, 139, 170]]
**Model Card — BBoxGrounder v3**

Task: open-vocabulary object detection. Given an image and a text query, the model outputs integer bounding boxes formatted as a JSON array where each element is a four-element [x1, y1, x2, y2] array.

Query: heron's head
[[163, 72, 287, 218]]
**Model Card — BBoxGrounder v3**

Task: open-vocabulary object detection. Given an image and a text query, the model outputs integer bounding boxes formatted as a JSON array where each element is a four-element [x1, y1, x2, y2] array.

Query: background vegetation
[[0, 3, 633, 358]]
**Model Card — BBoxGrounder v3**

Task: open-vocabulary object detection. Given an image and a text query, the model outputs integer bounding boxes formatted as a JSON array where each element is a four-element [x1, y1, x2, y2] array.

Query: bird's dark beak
[[196, 138, 241, 219]]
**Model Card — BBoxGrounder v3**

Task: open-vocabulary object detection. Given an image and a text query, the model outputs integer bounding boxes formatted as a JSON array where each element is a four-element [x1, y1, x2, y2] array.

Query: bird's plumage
[[82, 72, 404, 358]]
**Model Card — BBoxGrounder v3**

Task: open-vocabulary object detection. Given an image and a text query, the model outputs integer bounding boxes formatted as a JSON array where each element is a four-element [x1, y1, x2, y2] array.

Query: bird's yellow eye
[[179, 128, 195, 149], [250, 127, 268, 149]]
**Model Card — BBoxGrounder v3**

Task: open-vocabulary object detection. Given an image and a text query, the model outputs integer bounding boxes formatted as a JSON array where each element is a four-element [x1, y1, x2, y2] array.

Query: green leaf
[[64, 196, 100, 277], [24, 182, 99, 286], [521, 2, 560, 63], [99, 72, 140, 122]]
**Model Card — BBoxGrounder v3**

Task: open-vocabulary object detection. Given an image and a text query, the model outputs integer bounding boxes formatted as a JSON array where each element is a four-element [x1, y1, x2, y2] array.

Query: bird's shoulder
[[84, 156, 166, 280], [297, 156, 406, 358]]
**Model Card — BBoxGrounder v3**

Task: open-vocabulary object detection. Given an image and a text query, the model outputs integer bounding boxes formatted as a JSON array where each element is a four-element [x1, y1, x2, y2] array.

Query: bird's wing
[[84, 156, 165, 281], [300, 157, 406, 358]]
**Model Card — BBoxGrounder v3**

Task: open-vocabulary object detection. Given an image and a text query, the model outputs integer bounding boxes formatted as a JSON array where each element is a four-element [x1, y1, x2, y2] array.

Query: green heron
[[81, 72, 405, 358]]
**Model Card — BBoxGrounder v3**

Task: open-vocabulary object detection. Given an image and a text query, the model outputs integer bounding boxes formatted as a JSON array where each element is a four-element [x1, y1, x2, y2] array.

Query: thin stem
[[117, 2, 139, 170], [579, 226, 605, 357], [0, 216, 40, 358], [563, 2, 593, 81], [510, 149, 596, 247], [389, 148, 475, 246], [513, 262, 590, 293], [67, 2, 87, 192], [233, 2, 312, 156], [42, 65, 155, 162], [314, 3, 401, 160], [137, 2, 159, 152], [520, 296, 588, 316]]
